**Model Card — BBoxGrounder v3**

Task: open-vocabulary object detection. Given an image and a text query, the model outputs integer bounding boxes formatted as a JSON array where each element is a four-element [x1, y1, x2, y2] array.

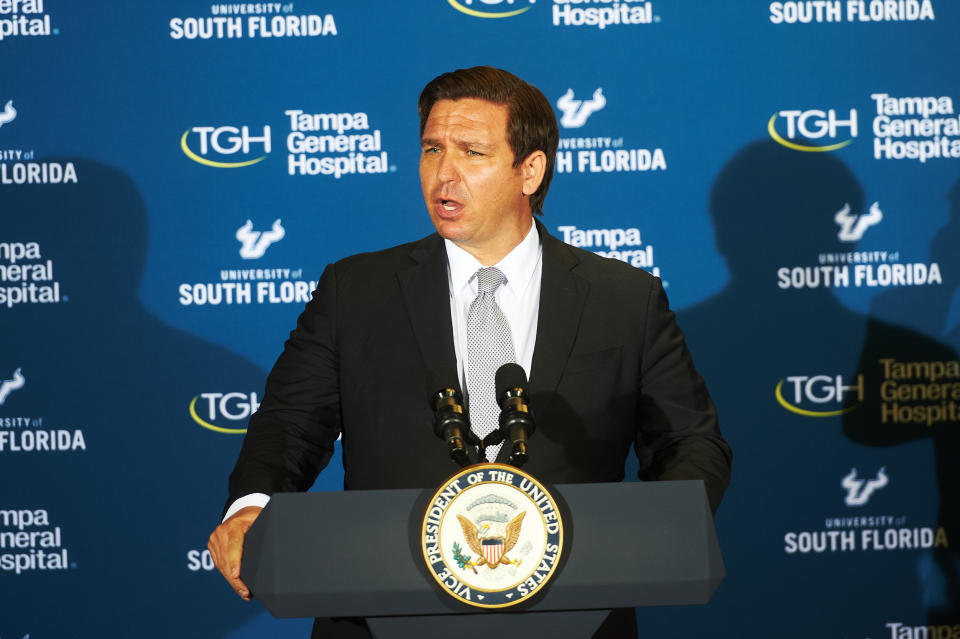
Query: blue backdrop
[[2, 1, 958, 637]]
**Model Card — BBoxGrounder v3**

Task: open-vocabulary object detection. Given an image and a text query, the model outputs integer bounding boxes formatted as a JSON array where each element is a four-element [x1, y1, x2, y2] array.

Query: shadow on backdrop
[[651, 140, 960, 637], [843, 174, 960, 624], [2, 159, 266, 638]]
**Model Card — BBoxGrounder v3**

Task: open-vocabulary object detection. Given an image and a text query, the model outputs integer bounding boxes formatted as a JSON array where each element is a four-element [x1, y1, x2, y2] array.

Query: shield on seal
[[482, 538, 504, 565]]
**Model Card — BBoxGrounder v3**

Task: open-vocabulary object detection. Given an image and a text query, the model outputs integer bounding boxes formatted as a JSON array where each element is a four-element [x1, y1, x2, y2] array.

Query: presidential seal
[[421, 463, 564, 608]]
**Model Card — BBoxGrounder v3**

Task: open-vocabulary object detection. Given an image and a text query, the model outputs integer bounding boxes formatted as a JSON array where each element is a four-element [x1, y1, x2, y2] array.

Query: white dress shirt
[[223, 220, 544, 521], [445, 219, 542, 396]]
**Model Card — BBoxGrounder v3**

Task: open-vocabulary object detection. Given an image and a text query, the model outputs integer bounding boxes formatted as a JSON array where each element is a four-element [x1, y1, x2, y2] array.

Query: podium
[[241, 480, 725, 638]]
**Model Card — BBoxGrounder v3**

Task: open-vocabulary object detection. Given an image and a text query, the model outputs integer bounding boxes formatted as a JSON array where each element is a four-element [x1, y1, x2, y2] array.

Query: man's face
[[420, 98, 535, 262]]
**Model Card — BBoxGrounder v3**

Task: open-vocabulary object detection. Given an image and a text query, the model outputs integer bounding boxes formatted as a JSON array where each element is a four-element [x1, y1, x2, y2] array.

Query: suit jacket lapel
[[397, 233, 460, 392], [491, 222, 588, 464], [400, 225, 587, 464], [528, 221, 590, 410]]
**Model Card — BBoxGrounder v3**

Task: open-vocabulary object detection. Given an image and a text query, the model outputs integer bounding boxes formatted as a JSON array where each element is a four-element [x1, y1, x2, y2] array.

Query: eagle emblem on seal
[[455, 511, 525, 571]]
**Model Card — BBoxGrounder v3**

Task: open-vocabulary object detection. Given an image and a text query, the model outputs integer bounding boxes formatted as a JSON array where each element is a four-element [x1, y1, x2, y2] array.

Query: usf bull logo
[[0, 368, 25, 405], [835, 202, 882, 242], [557, 88, 606, 128], [236, 219, 285, 259], [842, 467, 888, 506], [0, 100, 16, 128]]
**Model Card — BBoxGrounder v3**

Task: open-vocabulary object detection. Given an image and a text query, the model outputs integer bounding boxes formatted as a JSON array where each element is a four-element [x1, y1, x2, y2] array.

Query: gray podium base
[[368, 609, 610, 639], [243, 479, 724, 636]]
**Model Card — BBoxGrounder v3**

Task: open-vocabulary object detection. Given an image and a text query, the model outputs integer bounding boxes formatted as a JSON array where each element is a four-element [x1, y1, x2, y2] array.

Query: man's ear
[[520, 150, 547, 196]]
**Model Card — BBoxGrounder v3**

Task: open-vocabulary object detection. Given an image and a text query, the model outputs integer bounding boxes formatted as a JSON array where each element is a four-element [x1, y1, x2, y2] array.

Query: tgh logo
[[181, 125, 271, 168], [768, 108, 857, 152]]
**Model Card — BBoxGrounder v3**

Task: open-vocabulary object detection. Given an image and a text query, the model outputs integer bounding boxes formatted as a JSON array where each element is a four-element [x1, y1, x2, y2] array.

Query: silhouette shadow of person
[[1, 158, 268, 638], [664, 140, 959, 635], [842, 174, 960, 624]]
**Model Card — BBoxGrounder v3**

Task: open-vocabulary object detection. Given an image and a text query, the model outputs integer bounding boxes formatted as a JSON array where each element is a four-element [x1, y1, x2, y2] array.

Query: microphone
[[495, 363, 536, 468], [428, 370, 475, 468]]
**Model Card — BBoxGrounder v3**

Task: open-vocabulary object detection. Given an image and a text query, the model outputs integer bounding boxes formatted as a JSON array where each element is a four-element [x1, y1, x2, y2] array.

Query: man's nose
[[436, 152, 459, 183]]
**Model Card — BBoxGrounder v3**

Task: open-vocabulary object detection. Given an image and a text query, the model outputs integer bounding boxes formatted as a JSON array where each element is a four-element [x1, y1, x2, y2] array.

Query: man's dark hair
[[418, 66, 559, 216]]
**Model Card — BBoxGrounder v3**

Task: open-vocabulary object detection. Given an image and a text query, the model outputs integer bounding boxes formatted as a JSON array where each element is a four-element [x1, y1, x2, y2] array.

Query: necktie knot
[[476, 267, 506, 295]]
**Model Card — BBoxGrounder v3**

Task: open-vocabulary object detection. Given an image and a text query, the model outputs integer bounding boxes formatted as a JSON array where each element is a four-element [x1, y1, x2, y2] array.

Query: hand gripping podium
[[241, 480, 725, 638]]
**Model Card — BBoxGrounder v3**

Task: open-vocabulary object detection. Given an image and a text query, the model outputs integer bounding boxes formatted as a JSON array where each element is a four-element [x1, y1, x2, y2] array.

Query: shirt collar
[[445, 219, 540, 298]]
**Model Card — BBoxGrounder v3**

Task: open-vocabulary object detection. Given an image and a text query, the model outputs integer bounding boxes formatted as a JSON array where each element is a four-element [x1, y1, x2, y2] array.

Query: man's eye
[[467, 149, 482, 157], [423, 146, 440, 154]]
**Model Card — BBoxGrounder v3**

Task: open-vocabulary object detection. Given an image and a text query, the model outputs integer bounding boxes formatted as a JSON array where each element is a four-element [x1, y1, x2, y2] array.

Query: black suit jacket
[[227, 222, 731, 513]]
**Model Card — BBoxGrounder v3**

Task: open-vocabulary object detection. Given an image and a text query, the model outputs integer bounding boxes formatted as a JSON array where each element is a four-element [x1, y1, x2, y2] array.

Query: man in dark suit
[[209, 66, 731, 637]]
